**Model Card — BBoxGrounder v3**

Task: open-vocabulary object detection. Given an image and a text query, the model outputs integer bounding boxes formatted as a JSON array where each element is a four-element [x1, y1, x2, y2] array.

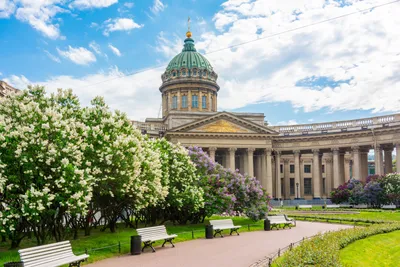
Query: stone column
[[361, 150, 369, 182], [396, 143, 400, 173], [209, 147, 216, 162], [188, 90, 192, 111], [374, 145, 383, 175], [352, 146, 362, 180], [283, 159, 290, 199], [294, 150, 301, 199], [300, 159, 305, 197], [332, 148, 341, 189], [325, 157, 333, 195], [344, 158, 351, 182], [265, 149, 273, 195], [208, 92, 212, 112], [177, 90, 181, 111], [312, 149, 321, 198], [384, 147, 393, 174], [275, 151, 282, 199], [229, 148, 236, 171], [247, 148, 255, 177]]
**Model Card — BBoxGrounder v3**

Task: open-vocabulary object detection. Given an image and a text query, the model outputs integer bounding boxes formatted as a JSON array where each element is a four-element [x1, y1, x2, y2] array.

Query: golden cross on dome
[[186, 16, 192, 38]]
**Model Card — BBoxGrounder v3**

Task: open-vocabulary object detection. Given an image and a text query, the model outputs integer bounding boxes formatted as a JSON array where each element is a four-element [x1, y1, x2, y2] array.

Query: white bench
[[339, 204, 351, 208], [326, 205, 340, 208], [18, 241, 89, 267], [136, 225, 177, 252], [298, 205, 312, 209], [209, 219, 241, 237], [354, 204, 368, 209], [267, 215, 294, 230], [382, 204, 396, 209]]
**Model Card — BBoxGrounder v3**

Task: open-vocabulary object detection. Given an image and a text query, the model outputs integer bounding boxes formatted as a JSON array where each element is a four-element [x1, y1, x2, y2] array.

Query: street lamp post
[[296, 182, 299, 199]]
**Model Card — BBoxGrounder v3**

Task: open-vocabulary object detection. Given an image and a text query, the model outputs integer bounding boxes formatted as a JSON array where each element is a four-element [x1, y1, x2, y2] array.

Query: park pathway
[[88, 221, 351, 267]]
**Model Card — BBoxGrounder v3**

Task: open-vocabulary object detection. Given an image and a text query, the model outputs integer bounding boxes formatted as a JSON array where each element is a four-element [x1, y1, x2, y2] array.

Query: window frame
[[181, 95, 188, 108]]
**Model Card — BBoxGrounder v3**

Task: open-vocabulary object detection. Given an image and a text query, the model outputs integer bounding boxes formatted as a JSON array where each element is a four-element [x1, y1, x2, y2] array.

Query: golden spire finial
[[186, 16, 192, 38]]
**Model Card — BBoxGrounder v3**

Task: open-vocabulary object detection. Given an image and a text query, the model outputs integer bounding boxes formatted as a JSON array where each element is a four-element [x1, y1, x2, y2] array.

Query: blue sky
[[1, 0, 400, 124]]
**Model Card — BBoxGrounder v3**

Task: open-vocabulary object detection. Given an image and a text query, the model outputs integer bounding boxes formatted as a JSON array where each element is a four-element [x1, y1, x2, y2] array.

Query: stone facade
[[0, 80, 19, 97]]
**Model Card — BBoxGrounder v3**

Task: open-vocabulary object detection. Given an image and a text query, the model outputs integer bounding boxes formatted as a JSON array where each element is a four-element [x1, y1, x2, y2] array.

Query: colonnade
[[206, 143, 400, 199]]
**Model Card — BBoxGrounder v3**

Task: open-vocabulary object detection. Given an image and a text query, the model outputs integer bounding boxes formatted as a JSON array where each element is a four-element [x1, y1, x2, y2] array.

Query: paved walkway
[[88, 222, 351, 267]]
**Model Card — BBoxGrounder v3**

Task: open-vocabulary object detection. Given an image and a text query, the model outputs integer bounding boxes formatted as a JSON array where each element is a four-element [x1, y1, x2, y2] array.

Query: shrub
[[275, 222, 400, 267]]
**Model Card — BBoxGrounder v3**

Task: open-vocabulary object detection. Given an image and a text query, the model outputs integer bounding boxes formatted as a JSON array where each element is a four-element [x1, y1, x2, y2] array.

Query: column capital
[[351, 146, 360, 152], [209, 147, 217, 152], [274, 150, 282, 156], [325, 158, 333, 163], [331, 147, 340, 153], [374, 145, 382, 151], [312, 149, 320, 155], [283, 158, 290, 163], [293, 150, 301, 155], [247, 148, 256, 153], [229, 147, 237, 152], [264, 148, 272, 156]]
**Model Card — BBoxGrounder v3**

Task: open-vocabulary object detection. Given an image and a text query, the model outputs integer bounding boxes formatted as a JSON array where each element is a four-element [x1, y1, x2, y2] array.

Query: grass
[[340, 230, 400, 267], [0, 216, 266, 265], [281, 210, 400, 222]]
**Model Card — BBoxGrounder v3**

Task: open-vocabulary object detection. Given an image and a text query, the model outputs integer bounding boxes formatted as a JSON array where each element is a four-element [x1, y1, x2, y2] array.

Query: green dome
[[166, 37, 214, 72], [161, 36, 218, 83]]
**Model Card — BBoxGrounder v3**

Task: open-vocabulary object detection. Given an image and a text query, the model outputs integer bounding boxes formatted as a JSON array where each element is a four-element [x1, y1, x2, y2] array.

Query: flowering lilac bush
[[188, 146, 271, 221], [330, 182, 351, 204]]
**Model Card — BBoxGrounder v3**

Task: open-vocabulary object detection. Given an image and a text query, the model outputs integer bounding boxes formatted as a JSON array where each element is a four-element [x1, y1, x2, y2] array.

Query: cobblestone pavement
[[88, 221, 352, 267]]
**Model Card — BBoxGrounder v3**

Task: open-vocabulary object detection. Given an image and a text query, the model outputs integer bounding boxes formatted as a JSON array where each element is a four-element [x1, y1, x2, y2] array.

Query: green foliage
[[275, 223, 400, 267]]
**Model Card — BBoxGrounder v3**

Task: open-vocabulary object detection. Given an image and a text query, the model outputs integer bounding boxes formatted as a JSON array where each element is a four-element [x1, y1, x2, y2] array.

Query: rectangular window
[[192, 95, 198, 108], [322, 178, 326, 194], [304, 164, 311, 173], [202, 95, 207, 109], [281, 178, 284, 196], [322, 164, 325, 173], [280, 164, 283, 173], [304, 178, 312, 195], [172, 96, 177, 109], [182, 95, 187, 108], [290, 164, 295, 173], [290, 178, 295, 195]]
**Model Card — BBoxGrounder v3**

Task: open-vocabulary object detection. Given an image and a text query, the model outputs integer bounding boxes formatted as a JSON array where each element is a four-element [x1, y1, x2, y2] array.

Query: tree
[[0, 87, 94, 247], [147, 139, 204, 224], [381, 173, 400, 206]]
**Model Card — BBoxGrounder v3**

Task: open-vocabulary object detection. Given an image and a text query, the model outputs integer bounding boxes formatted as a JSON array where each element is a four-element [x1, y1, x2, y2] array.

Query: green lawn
[[0, 216, 265, 265], [340, 230, 400, 267]]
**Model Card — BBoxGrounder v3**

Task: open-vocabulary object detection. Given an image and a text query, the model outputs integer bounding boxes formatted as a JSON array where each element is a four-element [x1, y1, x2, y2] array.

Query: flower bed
[[273, 223, 400, 267]]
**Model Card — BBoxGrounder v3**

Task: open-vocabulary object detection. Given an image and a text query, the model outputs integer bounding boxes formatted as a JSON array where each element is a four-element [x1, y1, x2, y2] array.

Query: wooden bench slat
[[18, 241, 71, 254], [20, 243, 72, 258]]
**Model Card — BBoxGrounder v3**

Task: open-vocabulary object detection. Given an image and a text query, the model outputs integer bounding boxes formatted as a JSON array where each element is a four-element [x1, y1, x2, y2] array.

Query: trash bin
[[205, 225, 214, 239], [131, 235, 142, 255], [4, 262, 24, 267], [264, 219, 271, 231]]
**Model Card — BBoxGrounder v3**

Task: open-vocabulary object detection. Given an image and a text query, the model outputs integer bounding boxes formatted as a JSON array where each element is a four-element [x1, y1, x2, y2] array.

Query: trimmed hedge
[[288, 214, 395, 225], [274, 223, 400, 267]]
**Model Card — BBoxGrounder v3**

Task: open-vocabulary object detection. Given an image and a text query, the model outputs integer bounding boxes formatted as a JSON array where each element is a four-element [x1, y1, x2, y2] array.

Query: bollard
[[278, 248, 281, 257], [131, 235, 142, 255], [264, 219, 271, 231], [118, 241, 121, 253]]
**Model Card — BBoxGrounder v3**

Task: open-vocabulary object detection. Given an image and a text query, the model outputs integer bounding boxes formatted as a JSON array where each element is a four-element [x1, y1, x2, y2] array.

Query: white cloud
[[89, 41, 101, 54], [150, 0, 166, 15], [0, 0, 15, 18], [5, 67, 164, 121], [103, 18, 143, 36], [108, 44, 121, 56], [44, 50, 61, 63], [57, 46, 96, 65], [90, 22, 99, 28], [190, 0, 400, 114], [0, 72, 2, 76], [277, 120, 299, 126], [155, 31, 182, 58], [13, 0, 66, 39], [70, 0, 118, 9], [124, 2, 134, 8]]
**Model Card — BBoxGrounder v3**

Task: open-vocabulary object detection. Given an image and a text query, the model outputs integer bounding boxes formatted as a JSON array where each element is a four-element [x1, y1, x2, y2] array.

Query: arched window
[[182, 95, 188, 108], [192, 95, 198, 108], [172, 96, 178, 109], [202, 95, 207, 109]]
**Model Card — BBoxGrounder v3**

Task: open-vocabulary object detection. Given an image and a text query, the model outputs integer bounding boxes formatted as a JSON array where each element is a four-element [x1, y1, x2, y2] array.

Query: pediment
[[190, 119, 255, 133], [170, 112, 278, 135]]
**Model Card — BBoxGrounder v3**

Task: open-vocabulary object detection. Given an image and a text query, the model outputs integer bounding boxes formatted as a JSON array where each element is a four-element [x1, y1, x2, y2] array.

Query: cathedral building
[[139, 30, 400, 200]]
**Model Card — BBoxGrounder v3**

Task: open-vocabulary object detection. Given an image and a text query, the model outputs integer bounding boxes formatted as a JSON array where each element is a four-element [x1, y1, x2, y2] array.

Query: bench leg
[[230, 228, 240, 236], [69, 260, 84, 267], [142, 241, 156, 253], [214, 230, 224, 238], [162, 238, 175, 248]]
